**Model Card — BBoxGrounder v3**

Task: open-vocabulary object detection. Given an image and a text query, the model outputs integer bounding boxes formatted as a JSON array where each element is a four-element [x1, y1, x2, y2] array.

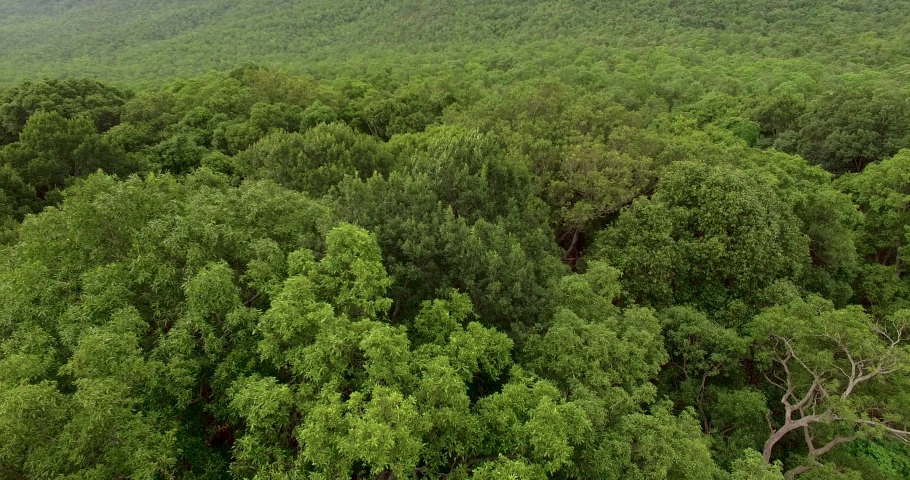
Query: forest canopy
[[1, 1, 910, 479]]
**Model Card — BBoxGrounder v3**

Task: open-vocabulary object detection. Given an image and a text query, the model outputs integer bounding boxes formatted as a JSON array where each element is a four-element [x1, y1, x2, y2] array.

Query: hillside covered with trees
[[1, 1, 910, 479]]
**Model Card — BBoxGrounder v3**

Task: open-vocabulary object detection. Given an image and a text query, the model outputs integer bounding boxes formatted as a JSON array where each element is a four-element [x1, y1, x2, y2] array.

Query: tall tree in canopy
[[593, 161, 808, 321], [839, 150, 910, 314], [792, 88, 910, 174]]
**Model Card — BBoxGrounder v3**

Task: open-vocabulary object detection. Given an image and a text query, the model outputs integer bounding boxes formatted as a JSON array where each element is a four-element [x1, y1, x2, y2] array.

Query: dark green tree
[[793, 88, 910, 174]]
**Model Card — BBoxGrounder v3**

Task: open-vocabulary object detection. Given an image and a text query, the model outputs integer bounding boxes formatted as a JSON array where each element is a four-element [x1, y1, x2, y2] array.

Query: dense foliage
[[1, 1, 910, 479]]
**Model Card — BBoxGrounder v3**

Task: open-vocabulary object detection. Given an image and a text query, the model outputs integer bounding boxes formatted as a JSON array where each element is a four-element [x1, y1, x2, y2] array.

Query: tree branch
[[810, 434, 858, 458], [762, 413, 826, 463], [854, 419, 910, 443]]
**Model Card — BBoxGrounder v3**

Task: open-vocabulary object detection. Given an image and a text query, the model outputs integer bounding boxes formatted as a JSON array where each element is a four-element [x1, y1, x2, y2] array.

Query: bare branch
[[854, 420, 910, 443], [874, 322, 905, 348], [765, 411, 777, 434], [792, 380, 819, 414], [809, 434, 858, 458], [782, 429, 857, 478], [840, 348, 900, 400], [780, 337, 825, 396], [802, 425, 815, 452], [762, 413, 826, 463], [763, 371, 785, 391]]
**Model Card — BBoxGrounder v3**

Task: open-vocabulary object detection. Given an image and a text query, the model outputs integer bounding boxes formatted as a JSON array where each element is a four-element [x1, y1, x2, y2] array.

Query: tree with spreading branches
[[750, 297, 910, 478]]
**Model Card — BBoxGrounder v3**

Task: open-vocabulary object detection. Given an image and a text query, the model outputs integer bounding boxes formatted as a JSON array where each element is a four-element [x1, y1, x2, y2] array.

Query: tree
[[753, 92, 807, 144], [794, 88, 910, 174], [547, 138, 656, 265], [0, 110, 134, 215], [145, 133, 209, 174], [234, 122, 392, 196], [659, 306, 751, 432], [750, 297, 910, 478], [0, 169, 333, 478], [10, 111, 98, 190], [234, 225, 594, 478], [0, 78, 129, 145], [332, 127, 563, 330], [598, 402, 722, 479], [351, 76, 457, 140], [333, 169, 564, 332], [731, 449, 784, 480], [839, 150, 910, 313], [593, 161, 808, 319], [840, 150, 910, 272]]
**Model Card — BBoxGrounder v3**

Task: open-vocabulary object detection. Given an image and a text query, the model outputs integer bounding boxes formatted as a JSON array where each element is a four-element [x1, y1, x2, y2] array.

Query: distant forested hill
[[1, 0, 909, 88]]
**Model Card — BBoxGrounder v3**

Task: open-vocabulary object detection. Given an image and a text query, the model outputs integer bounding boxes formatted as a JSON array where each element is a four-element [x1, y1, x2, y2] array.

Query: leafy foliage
[[1, 1, 910, 478]]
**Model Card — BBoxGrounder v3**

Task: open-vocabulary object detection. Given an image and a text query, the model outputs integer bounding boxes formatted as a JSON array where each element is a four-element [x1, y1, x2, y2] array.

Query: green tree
[[547, 138, 656, 264], [731, 449, 784, 480], [839, 150, 910, 313], [235, 122, 392, 196], [594, 161, 808, 319], [793, 88, 910, 174], [0, 78, 129, 145]]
